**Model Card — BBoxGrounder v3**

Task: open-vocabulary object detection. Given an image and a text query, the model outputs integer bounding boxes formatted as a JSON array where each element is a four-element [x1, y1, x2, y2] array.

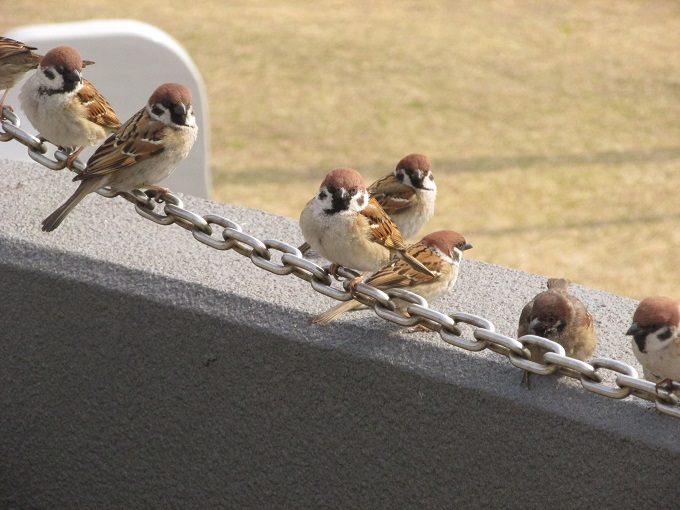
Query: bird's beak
[[82, 60, 95, 67], [172, 103, 188, 125], [64, 69, 82, 84], [462, 243, 473, 251], [625, 323, 644, 336]]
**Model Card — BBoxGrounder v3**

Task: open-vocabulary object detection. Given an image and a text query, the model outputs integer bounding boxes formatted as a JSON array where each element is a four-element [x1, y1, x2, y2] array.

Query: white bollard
[[2, 19, 211, 199]]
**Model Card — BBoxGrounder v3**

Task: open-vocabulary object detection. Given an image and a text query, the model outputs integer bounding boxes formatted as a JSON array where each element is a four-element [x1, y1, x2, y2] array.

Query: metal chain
[[3, 107, 680, 419]]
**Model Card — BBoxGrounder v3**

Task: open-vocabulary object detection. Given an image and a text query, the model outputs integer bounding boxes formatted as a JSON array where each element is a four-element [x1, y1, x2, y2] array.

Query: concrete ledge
[[1, 158, 678, 508]]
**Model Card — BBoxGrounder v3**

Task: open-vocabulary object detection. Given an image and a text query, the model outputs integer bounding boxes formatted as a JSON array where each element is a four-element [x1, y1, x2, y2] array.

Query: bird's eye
[[348, 187, 357, 195], [327, 185, 337, 194]]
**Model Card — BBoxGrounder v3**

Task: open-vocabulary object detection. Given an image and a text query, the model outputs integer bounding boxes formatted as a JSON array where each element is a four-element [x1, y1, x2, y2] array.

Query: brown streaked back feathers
[[368, 173, 416, 212], [77, 107, 165, 181], [78, 78, 121, 129]]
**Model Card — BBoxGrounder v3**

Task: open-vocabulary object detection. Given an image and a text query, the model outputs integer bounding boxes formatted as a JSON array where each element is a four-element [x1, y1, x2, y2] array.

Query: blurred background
[[2, 0, 679, 300]]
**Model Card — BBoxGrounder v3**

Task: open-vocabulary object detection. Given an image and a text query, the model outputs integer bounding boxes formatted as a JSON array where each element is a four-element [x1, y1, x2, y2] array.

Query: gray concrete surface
[[1, 158, 679, 509]]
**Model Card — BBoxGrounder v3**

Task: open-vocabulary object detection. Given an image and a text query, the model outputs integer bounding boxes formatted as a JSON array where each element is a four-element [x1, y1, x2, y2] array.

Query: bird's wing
[[78, 78, 122, 130]]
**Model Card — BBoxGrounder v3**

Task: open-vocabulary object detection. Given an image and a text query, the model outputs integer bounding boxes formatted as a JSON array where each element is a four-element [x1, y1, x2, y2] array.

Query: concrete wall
[[1, 159, 679, 509]]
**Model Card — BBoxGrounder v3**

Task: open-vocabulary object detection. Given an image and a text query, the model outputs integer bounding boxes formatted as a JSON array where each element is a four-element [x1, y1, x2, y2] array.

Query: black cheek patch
[[356, 195, 365, 207], [44, 69, 55, 80], [658, 328, 673, 341], [152, 105, 164, 117], [318, 191, 327, 200]]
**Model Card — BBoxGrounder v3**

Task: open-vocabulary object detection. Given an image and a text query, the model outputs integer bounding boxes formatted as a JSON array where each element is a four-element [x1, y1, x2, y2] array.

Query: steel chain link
[[3, 107, 680, 419]]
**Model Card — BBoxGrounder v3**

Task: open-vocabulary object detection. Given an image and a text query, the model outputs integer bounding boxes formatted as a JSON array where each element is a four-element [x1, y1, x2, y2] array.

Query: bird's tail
[[310, 300, 365, 324], [298, 241, 312, 255], [41, 179, 101, 232], [547, 278, 571, 291]]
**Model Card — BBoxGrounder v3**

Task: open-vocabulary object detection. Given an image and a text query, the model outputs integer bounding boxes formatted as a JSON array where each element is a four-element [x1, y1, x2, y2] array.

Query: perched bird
[[41, 82, 198, 231], [626, 296, 680, 385], [517, 278, 597, 386], [299, 167, 434, 287], [298, 153, 437, 255], [0, 36, 42, 112], [310, 230, 471, 324], [368, 153, 437, 240], [19, 45, 120, 166]]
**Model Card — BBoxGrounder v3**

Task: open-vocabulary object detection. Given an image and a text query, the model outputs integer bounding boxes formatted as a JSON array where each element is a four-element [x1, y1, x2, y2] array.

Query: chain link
[[1, 108, 85, 172], [3, 108, 679, 419]]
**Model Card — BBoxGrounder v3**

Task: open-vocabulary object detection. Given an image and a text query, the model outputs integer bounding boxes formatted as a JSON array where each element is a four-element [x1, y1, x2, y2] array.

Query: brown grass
[[3, 0, 680, 299]]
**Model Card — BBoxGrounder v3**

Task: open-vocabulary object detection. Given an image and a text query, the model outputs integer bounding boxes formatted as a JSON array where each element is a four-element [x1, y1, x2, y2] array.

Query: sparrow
[[19, 45, 120, 166], [310, 230, 471, 324], [41, 82, 198, 232], [517, 278, 597, 386], [298, 153, 437, 255], [299, 167, 434, 287], [626, 296, 680, 386], [0, 37, 42, 112], [368, 153, 437, 240]]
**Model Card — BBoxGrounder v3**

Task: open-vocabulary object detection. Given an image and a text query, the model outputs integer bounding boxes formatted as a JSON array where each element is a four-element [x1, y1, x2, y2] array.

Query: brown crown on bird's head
[[421, 230, 471, 256], [320, 167, 366, 191], [396, 153, 431, 172], [532, 291, 571, 322], [40, 46, 85, 71], [149, 82, 193, 107], [633, 296, 680, 327]]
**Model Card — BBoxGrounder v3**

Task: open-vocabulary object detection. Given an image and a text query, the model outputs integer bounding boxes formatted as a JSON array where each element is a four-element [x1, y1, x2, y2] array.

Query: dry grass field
[[2, 0, 679, 300]]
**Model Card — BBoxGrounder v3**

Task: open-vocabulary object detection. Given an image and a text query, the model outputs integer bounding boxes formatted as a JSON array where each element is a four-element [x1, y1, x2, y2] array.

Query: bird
[[299, 167, 434, 288], [626, 296, 680, 386], [298, 153, 437, 255], [19, 45, 120, 167], [368, 153, 437, 240], [310, 230, 471, 324], [41, 82, 198, 232], [517, 278, 597, 386], [0, 36, 43, 112]]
